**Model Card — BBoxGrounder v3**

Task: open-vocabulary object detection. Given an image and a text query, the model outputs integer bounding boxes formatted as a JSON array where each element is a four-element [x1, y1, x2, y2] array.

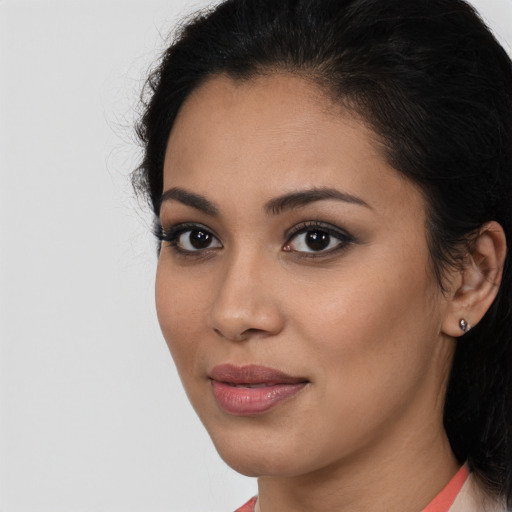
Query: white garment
[[449, 473, 508, 512]]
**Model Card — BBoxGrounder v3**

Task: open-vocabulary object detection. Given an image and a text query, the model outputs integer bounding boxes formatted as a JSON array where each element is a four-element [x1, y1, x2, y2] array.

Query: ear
[[441, 221, 507, 338]]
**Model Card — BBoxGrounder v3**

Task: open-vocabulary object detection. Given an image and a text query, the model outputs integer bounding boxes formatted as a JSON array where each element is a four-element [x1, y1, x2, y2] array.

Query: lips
[[209, 364, 309, 415]]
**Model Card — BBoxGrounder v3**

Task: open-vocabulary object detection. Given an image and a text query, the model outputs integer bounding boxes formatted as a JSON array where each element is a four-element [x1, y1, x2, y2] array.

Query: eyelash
[[155, 222, 221, 257], [284, 221, 355, 257], [155, 220, 355, 258]]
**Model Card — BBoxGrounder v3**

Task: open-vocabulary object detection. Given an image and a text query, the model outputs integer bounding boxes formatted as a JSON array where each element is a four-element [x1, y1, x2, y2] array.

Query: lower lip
[[211, 380, 308, 415]]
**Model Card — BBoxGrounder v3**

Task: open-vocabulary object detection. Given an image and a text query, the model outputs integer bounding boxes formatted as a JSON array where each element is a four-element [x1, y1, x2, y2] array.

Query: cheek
[[155, 261, 209, 375], [290, 249, 443, 398], [291, 251, 435, 344]]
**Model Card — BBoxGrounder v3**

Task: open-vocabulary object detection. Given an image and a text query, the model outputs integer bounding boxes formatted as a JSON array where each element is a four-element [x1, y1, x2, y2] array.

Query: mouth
[[209, 364, 309, 416], [222, 382, 285, 388]]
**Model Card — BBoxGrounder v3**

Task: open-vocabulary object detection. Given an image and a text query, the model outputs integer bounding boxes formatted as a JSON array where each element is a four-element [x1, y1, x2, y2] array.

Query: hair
[[134, 0, 512, 504]]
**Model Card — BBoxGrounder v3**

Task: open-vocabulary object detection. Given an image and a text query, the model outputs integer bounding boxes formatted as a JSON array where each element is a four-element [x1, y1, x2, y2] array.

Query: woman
[[134, 0, 512, 510]]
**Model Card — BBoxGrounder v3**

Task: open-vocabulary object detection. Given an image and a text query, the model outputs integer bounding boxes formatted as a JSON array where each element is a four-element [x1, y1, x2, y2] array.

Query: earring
[[459, 319, 470, 333]]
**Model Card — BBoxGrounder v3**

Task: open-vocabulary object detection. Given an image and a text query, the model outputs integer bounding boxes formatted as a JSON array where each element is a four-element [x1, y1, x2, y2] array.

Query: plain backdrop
[[0, 1, 510, 511]]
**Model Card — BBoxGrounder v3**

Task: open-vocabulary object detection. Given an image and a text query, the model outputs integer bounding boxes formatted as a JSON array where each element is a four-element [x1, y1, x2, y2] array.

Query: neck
[[255, 418, 459, 512]]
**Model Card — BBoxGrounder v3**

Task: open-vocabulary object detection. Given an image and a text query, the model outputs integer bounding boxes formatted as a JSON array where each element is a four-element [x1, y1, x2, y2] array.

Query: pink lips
[[209, 364, 308, 415]]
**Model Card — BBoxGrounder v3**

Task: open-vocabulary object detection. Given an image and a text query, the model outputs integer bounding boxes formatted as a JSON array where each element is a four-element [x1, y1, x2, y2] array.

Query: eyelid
[[284, 220, 353, 240], [157, 221, 218, 239], [283, 220, 355, 254], [156, 221, 223, 253]]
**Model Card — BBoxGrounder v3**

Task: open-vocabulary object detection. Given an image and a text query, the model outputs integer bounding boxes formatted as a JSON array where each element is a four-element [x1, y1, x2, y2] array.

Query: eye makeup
[[155, 217, 356, 262], [283, 220, 356, 257], [155, 221, 222, 257]]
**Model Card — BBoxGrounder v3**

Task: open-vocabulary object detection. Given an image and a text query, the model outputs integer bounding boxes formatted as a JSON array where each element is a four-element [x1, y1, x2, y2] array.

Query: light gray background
[[0, 1, 510, 511]]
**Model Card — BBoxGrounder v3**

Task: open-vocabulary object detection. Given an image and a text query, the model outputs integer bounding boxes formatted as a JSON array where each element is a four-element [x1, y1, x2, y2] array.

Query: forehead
[[166, 74, 349, 167], [163, 73, 421, 218]]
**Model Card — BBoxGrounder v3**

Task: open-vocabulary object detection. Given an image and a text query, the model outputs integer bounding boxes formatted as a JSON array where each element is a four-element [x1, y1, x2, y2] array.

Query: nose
[[208, 252, 285, 342]]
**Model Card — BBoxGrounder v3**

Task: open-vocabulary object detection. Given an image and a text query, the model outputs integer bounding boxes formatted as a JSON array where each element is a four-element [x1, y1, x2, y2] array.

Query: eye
[[157, 223, 222, 254], [283, 223, 353, 255], [177, 228, 222, 251]]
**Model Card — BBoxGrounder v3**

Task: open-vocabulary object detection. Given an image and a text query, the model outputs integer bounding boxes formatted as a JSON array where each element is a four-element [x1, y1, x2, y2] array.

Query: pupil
[[306, 231, 330, 251], [190, 230, 211, 249]]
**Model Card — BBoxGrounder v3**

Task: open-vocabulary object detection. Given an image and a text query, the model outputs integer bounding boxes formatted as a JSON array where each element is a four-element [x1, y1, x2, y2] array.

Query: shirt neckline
[[422, 464, 469, 512]]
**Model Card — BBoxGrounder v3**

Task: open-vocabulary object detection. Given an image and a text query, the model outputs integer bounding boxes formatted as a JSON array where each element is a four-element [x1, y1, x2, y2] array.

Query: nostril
[[213, 326, 263, 342], [213, 326, 247, 341], [240, 328, 264, 338]]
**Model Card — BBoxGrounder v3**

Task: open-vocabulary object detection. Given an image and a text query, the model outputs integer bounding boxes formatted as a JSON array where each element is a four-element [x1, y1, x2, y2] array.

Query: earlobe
[[441, 221, 507, 338], [458, 318, 470, 333]]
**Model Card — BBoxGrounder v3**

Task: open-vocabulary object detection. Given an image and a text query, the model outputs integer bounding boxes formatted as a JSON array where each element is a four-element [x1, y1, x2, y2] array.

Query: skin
[[156, 74, 463, 512]]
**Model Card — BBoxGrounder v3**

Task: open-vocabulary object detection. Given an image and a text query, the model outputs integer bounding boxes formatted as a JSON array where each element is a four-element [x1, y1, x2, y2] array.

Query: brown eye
[[177, 229, 222, 251], [189, 230, 212, 249], [284, 225, 352, 255], [305, 231, 330, 251]]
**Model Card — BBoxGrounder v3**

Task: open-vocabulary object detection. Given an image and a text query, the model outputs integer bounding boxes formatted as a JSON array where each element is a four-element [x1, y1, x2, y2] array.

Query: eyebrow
[[160, 187, 219, 216], [264, 187, 372, 215], [159, 186, 371, 217]]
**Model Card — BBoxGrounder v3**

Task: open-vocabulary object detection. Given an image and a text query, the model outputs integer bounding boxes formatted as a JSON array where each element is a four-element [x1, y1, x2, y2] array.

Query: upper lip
[[209, 364, 308, 385]]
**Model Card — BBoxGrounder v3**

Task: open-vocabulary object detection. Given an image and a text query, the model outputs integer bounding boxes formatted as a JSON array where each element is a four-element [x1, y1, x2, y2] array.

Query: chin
[[218, 452, 300, 478], [206, 428, 280, 475], [208, 427, 326, 479]]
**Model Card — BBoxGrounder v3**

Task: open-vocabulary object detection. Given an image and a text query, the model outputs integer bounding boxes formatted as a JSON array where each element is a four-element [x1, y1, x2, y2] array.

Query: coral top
[[235, 496, 258, 512], [235, 465, 470, 512]]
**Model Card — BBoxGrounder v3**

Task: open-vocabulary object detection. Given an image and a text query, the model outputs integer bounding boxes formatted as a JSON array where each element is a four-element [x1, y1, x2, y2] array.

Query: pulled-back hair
[[134, 0, 512, 503]]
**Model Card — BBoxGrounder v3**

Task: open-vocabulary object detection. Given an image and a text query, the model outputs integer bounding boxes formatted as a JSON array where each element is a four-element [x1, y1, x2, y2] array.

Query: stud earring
[[459, 319, 470, 333]]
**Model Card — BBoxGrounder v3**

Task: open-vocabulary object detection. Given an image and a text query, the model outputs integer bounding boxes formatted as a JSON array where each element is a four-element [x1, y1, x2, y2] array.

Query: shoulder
[[450, 473, 508, 512]]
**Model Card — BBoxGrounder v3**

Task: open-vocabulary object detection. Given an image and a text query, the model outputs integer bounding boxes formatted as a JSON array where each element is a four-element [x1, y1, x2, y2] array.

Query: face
[[156, 74, 454, 478]]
